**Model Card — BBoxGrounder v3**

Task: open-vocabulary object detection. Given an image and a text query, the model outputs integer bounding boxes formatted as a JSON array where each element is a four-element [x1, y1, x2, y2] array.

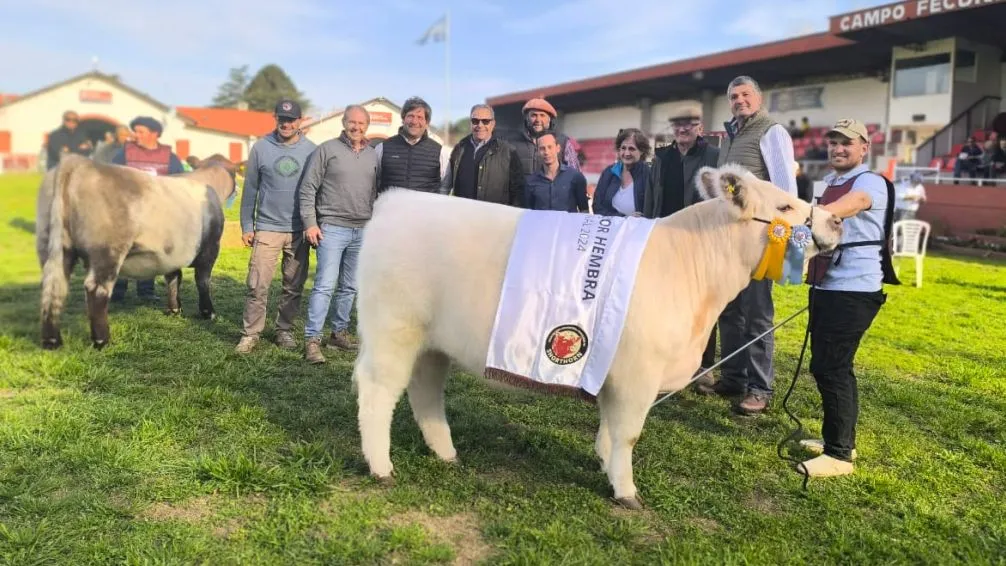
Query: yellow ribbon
[[753, 218, 792, 281]]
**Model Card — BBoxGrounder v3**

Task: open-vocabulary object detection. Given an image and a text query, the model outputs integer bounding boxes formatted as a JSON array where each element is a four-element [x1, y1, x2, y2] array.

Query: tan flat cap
[[827, 118, 869, 142]]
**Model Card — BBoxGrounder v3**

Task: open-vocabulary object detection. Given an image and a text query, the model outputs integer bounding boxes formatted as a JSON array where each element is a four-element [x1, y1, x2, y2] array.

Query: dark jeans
[[702, 323, 717, 368], [809, 289, 886, 462], [112, 278, 155, 299], [717, 278, 775, 395]]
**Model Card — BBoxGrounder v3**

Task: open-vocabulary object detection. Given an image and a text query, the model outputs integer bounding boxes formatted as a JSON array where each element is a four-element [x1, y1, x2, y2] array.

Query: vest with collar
[[805, 171, 901, 287], [124, 142, 173, 176], [379, 130, 442, 192], [717, 110, 777, 181]]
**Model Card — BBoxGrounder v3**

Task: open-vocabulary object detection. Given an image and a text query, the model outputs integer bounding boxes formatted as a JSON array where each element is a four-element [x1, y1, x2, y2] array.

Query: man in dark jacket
[[441, 103, 525, 206], [507, 97, 581, 176], [642, 104, 721, 380], [525, 132, 588, 212], [46, 110, 93, 170]]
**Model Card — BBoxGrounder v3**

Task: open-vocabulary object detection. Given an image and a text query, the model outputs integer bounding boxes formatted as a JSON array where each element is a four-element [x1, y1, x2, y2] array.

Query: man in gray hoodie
[[235, 99, 317, 354], [299, 104, 380, 364]]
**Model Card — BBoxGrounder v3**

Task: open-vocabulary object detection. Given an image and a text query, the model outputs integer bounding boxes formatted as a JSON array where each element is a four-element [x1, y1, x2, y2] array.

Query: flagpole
[[444, 9, 451, 147]]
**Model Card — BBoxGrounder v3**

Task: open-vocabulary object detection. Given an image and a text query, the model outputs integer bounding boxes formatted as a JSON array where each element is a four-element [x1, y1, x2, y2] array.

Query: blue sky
[[1, 0, 875, 126]]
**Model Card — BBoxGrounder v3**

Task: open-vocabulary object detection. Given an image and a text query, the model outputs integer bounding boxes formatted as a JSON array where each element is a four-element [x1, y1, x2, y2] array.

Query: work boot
[[305, 338, 326, 364], [736, 391, 770, 415], [796, 454, 854, 477], [696, 378, 745, 397], [274, 330, 297, 351], [692, 369, 716, 388], [326, 329, 358, 351], [799, 439, 858, 460], [234, 335, 259, 354]]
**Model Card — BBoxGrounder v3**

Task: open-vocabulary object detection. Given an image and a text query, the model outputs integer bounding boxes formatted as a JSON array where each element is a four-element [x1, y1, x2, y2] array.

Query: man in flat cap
[[643, 102, 721, 380], [110, 115, 185, 302]]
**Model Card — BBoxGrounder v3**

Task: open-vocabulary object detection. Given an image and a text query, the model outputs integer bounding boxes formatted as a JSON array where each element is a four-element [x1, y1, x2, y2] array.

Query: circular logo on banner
[[274, 155, 301, 177], [544, 324, 588, 365]]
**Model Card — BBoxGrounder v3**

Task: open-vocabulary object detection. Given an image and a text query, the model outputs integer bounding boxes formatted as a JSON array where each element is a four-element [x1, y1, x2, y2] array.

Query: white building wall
[[179, 127, 248, 162], [562, 106, 641, 140], [707, 77, 889, 131], [887, 38, 956, 128], [0, 75, 172, 155]]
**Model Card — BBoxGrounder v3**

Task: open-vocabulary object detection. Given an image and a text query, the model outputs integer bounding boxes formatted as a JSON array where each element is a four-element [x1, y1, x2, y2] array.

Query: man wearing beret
[[110, 116, 185, 302]]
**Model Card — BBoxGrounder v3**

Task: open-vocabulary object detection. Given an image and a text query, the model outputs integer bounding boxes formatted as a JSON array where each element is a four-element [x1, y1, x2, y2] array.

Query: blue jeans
[[305, 224, 363, 339]]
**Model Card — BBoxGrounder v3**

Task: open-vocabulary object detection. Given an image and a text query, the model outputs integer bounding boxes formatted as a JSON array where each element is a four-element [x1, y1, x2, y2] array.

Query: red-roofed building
[[175, 106, 276, 138], [0, 71, 286, 170]]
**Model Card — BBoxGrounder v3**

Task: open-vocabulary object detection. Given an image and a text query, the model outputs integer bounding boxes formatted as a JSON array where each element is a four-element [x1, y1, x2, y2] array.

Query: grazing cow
[[36, 153, 237, 350], [351, 163, 843, 509]]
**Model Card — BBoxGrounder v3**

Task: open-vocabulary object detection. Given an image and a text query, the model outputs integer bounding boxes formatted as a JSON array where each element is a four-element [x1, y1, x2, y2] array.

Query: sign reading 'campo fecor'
[[830, 0, 1004, 33]]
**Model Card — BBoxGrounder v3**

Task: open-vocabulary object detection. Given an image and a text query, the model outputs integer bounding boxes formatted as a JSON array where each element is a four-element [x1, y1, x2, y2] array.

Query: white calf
[[352, 164, 843, 509]]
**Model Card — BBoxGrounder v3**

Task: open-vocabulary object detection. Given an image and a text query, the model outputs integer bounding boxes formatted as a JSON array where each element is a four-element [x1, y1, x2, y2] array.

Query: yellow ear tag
[[753, 218, 791, 281], [725, 183, 736, 195]]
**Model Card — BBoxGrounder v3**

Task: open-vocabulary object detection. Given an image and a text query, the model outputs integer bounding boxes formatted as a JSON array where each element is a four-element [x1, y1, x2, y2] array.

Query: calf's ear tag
[[725, 183, 736, 195]]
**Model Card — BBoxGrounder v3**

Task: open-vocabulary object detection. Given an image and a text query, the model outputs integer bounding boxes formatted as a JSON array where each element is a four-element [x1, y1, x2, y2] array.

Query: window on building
[[893, 53, 951, 97], [954, 49, 977, 83]]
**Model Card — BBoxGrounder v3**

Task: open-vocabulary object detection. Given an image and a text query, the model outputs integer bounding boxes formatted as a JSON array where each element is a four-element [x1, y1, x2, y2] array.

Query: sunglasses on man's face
[[470, 118, 493, 125]]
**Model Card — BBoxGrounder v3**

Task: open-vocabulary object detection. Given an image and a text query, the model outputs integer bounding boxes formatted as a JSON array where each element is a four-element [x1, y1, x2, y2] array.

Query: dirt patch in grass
[[140, 496, 215, 523], [388, 510, 492, 565], [0, 389, 17, 399], [686, 516, 721, 533], [743, 490, 781, 515]]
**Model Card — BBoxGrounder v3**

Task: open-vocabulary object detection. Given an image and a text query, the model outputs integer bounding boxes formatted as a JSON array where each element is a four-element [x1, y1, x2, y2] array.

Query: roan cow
[[36, 153, 236, 350], [351, 163, 844, 509]]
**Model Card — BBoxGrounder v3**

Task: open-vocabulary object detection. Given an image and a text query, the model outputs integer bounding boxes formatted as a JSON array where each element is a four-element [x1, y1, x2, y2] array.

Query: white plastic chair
[[892, 219, 931, 288]]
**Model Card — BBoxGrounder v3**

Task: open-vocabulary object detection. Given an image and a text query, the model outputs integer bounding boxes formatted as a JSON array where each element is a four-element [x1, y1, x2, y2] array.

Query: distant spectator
[[989, 138, 1006, 179], [525, 131, 588, 212], [592, 128, 650, 217], [796, 162, 813, 203], [46, 110, 93, 170], [800, 116, 811, 137], [93, 125, 130, 164], [788, 119, 802, 139], [953, 137, 983, 183], [894, 173, 927, 222]]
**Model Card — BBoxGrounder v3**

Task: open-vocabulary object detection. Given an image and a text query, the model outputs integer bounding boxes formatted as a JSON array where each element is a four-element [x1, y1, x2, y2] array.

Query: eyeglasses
[[470, 118, 493, 125], [671, 121, 699, 130]]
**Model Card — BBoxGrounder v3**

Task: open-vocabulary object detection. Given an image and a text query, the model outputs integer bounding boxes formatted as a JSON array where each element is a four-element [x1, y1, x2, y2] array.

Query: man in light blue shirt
[[798, 118, 899, 479]]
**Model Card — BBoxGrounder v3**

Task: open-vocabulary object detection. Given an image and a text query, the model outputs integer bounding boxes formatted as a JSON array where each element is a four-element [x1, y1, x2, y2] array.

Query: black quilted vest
[[379, 130, 442, 192]]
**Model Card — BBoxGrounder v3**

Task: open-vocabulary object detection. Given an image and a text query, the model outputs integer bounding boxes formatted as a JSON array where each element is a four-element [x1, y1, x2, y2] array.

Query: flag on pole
[[416, 15, 448, 45]]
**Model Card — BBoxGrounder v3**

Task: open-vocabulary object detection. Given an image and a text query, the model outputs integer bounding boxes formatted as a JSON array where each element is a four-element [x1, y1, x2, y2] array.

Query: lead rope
[[648, 300, 816, 490]]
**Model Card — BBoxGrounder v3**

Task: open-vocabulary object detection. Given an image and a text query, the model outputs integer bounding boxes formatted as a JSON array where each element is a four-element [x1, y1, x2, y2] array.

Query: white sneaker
[[799, 439, 858, 460], [796, 454, 855, 478]]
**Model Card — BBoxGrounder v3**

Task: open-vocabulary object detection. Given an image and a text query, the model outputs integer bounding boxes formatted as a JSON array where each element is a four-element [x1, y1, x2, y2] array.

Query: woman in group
[[591, 128, 651, 217]]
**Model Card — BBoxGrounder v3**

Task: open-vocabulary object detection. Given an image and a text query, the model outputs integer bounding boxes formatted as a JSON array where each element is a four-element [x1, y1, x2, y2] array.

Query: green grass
[[2, 171, 1005, 564]]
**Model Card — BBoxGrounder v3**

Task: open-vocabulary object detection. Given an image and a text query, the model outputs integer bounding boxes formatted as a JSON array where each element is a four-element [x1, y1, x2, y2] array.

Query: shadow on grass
[[0, 269, 641, 501], [9, 217, 35, 235]]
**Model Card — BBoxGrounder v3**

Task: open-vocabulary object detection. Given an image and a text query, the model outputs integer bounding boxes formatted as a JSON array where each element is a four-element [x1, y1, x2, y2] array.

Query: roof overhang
[[487, 33, 892, 115], [829, 0, 1006, 48]]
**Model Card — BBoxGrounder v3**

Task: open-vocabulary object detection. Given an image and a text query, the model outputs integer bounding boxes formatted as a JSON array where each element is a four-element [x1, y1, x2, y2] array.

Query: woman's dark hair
[[614, 128, 651, 160]]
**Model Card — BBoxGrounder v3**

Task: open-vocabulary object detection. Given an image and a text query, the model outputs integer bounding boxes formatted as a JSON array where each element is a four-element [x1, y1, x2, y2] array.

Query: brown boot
[[274, 330, 297, 351], [305, 337, 326, 364], [736, 391, 770, 415], [326, 329, 358, 351]]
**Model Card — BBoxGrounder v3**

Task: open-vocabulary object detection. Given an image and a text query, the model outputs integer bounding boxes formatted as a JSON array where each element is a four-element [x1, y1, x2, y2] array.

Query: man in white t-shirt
[[894, 173, 927, 222]]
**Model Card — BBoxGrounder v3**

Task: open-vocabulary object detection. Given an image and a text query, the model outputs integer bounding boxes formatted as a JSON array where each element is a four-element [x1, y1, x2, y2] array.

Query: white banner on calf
[[484, 211, 656, 400]]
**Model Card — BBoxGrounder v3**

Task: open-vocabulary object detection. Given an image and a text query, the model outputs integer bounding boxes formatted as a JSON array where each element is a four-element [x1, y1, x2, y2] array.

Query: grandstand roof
[[486, 33, 891, 113], [830, 0, 1006, 47], [486, 0, 1006, 114]]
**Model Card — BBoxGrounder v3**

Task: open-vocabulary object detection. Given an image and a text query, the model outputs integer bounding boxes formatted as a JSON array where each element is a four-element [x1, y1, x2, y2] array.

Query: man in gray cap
[[643, 102, 721, 380], [111, 116, 185, 302]]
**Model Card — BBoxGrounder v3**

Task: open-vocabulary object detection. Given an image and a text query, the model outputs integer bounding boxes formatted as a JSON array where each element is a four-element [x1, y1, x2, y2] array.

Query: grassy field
[[1, 171, 1004, 565]]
